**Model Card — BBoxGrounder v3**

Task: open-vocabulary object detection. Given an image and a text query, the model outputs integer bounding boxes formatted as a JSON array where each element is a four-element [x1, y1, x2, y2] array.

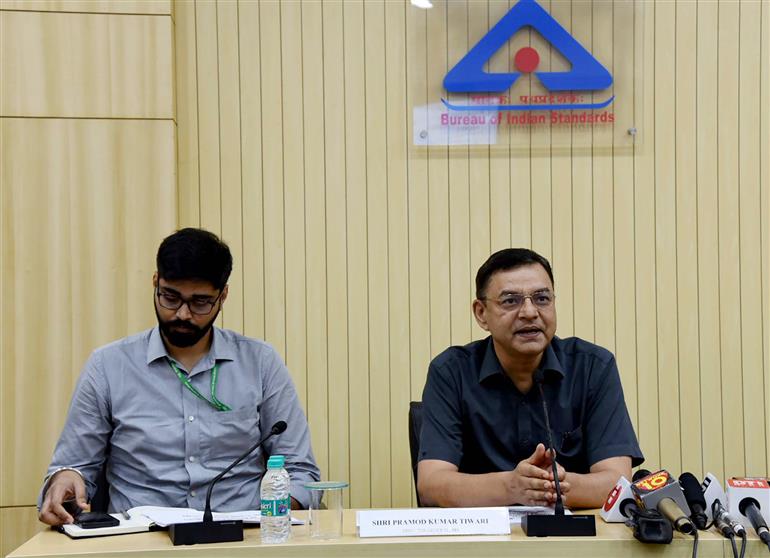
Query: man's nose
[[175, 302, 193, 320], [518, 297, 539, 317]]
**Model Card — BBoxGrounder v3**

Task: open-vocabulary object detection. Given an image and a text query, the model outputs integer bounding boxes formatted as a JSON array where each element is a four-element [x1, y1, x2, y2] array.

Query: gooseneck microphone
[[521, 371, 596, 537], [535, 371, 564, 517], [739, 498, 770, 549], [679, 472, 709, 530], [168, 420, 289, 546]]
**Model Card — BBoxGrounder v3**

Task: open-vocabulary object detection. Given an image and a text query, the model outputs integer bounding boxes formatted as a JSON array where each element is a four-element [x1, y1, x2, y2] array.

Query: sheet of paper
[[129, 506, 303, 527], [507, 505, 572, 525]]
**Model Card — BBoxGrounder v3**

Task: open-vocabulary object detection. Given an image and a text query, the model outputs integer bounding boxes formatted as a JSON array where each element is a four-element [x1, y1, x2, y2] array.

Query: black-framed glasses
[[481, 289, 555, 312], [155, 286, 223, 315]]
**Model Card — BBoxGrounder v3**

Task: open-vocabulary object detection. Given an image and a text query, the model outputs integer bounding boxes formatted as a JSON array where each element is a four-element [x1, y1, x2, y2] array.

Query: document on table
[[132, 506, 304, 527], [507, 506, 572, 524], [60, 506, 304, 538]]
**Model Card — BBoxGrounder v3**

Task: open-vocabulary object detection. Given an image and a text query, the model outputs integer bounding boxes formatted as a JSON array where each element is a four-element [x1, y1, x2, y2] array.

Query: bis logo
[[442, 0, 614, 112]]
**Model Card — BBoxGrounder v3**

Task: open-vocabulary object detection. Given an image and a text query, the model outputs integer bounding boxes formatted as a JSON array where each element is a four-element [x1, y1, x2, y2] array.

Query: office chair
[[408, 401, 423, 507]]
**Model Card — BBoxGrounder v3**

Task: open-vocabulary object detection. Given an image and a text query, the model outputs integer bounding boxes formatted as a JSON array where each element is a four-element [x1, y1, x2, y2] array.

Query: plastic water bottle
[[261, 455, 291, 543]]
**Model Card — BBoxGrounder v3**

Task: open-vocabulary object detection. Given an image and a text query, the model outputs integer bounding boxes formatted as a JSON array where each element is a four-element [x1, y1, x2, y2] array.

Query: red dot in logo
[[514, 47, 540, 73]]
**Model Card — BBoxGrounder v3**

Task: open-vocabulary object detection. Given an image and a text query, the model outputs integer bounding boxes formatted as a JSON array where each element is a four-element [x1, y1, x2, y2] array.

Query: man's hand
[[39, 470, 89, 526], [508, 443, 569, 506]]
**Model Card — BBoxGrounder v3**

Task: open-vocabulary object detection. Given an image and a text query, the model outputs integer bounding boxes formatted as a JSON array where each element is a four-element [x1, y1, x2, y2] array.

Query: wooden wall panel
[[0, 0, 171, 14], [0, 118, 176, 507], [0, 10, 173, 118], [1, 3, 175, 553], [171, 0, 770, 510]]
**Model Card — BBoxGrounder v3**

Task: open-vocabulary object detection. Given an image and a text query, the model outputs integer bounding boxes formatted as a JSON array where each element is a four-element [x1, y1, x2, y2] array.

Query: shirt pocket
[[556, 425, 585, 470], [199, 405, 260, 467]]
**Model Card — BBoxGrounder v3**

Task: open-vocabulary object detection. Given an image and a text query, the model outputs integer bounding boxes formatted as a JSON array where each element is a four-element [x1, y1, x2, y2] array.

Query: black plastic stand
[[521, 513, 596, 537], [168, 520, 244, 545]]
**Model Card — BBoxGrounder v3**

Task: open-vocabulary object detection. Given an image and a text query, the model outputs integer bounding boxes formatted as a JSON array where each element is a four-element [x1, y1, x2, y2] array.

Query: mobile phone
[[75, 511, 120, 529]]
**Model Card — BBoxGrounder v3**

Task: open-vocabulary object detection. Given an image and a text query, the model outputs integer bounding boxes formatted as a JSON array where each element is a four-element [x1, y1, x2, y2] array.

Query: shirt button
[[189, 456, 196, 463], [188, 416, 195, 422], [190, 491, 197, 497]]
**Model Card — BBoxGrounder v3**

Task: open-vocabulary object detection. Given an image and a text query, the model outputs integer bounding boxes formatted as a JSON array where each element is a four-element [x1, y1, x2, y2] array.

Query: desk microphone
[[168, 420, 288, 546], [521, 371, 596, 537]]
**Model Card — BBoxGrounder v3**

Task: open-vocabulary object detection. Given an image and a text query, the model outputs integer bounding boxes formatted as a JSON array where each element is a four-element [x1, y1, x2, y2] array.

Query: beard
[[155, 305, 219, 348]]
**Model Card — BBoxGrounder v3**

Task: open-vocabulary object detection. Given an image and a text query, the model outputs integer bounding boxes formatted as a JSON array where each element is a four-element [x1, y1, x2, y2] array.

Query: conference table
[[7, 510, 769, 558]]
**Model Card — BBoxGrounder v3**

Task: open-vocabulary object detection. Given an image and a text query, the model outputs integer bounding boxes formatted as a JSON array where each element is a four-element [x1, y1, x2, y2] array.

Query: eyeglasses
[[481, 290, 555, 311], [155, 287, 223, 315]]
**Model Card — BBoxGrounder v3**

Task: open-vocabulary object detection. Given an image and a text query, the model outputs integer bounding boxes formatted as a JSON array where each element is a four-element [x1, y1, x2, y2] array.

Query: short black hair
[[475, 248, 554, 299], [156, 228, 232, 290]]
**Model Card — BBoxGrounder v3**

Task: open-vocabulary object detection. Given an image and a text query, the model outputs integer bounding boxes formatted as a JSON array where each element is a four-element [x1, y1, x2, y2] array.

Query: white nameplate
[[357, 507, 511, 538]]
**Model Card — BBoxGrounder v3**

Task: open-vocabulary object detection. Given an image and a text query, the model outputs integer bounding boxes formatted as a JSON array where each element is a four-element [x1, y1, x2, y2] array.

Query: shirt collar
[[145, 325, 236, 368], [478, 336, 565, 383]]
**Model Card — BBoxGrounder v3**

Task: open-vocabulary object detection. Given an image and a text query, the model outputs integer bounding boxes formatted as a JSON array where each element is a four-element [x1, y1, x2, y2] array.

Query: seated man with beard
[[38, 228, 319, 526]]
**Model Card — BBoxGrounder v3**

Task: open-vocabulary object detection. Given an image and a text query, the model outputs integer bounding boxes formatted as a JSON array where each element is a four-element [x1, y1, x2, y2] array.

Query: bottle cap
[[267, 455, 285, 469]]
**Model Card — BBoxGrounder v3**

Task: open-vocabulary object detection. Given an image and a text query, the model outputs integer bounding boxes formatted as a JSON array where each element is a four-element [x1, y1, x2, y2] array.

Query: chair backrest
[[408, 401, 423, 507]]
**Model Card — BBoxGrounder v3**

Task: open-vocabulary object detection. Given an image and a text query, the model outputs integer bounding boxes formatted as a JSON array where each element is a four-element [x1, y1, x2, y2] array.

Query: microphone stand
[[169, 421, 287, 546], [521, 376, 596, 537]]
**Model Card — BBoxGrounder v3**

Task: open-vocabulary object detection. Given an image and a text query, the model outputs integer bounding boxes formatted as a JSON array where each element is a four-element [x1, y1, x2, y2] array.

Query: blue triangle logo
[[444, 0, 612, 93]]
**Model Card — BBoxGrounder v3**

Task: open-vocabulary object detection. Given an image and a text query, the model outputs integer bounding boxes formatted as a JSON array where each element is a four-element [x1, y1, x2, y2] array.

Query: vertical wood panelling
[[653, 0, 681, 474], [280, 0, 308, 406], [717, 0, 746, 478], [364, 0, 392, 508], [171, 0, 770, 510], [634, 0, 661, 471], [301, 0, 330, 485], [342, 0, 371, 508], [612, 0, 638, 429], [695, 0, 724, 480], [674, 0, 701, 475], [384, 0, 413, 509], [447, 1, 471, 346], [738, 0, 767, 477], [321, 0, 351, 506]]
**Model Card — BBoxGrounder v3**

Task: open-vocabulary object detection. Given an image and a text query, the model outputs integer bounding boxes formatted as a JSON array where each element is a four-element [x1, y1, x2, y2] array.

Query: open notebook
[[61, 506, 304, 538]]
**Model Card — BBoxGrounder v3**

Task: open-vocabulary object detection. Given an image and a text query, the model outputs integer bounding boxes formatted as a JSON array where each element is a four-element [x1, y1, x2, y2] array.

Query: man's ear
[[472, 299, 490, 331], [152, 272, 158, 288], [220, 284, 229, 304]]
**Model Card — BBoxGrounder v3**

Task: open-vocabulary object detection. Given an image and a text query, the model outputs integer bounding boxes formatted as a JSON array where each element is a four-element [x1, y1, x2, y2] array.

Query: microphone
[[631, 470, 695, 534], [727, 477, 770, 549], [739, 498, 770, 548], [521, 371, 596, 537], [168, 420, 289, 546], [702, 473, 745, 538], [598, 474, 673, 543], [679, 472, 708, 530]]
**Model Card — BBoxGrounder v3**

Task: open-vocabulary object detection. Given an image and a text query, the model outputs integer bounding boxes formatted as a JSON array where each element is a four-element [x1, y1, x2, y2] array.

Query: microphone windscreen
[[272, 420, 288, 435], [679, 473, 707, 508], [633, 469, 652, 482]]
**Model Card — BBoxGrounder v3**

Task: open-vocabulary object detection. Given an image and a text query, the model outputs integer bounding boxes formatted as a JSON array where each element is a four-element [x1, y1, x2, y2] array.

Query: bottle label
[[261, 497, 290, 517]]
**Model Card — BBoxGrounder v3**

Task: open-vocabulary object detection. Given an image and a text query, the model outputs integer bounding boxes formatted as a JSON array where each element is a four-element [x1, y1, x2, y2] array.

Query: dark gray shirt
[[419, 336, 643, 476], [40, 326, 320, 512]]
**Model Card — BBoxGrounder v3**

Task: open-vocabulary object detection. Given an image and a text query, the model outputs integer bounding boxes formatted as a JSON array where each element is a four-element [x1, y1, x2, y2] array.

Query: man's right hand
[[508, 443, 570, 506], [39, 470, 89, 526]]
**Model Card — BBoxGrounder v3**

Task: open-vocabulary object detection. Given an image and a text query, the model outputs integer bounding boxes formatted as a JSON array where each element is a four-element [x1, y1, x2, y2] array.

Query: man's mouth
[[515, 326, 543, 338]]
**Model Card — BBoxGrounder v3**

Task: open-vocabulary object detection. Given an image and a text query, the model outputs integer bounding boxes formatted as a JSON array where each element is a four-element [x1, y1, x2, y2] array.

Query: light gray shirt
[[39, 326, 320, 512]]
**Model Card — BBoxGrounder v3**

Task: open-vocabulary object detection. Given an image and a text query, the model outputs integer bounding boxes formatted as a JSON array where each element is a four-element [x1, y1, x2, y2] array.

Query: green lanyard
[[167, 358, 232, 412]]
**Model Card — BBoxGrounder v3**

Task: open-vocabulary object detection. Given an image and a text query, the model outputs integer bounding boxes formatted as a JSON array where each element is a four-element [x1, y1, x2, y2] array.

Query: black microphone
[[739, 497, 770, 548], [168, 420, 289, 546], [619, 498, 674, 544], [679, 472, 708, 530], [521, 371, 596, 537]]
